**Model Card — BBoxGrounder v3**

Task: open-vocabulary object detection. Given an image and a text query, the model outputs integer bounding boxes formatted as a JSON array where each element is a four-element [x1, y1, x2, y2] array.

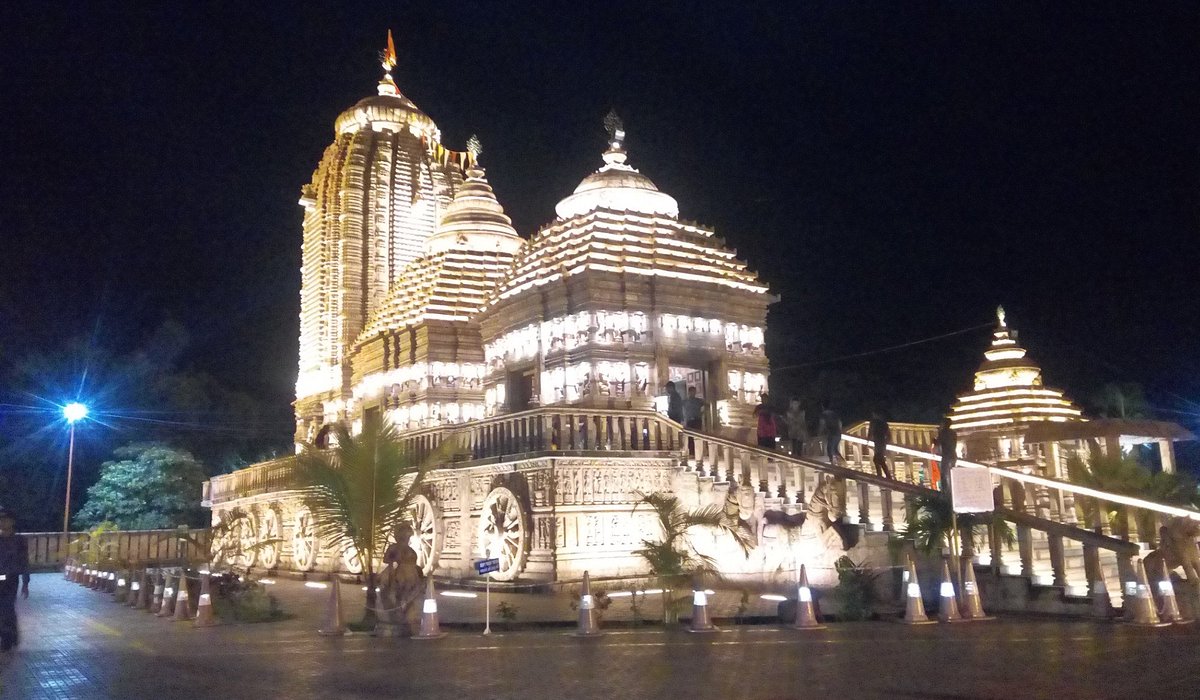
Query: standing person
[[785, 397, 807, 457], [664, 381, 684, 424], [753, 393, 778, 449], [933, 418, 957, 492], [683, 386, 704, 431], [868, 411, 893, 479], [819, 404, 842, 465], [0, 507, 30, 653]]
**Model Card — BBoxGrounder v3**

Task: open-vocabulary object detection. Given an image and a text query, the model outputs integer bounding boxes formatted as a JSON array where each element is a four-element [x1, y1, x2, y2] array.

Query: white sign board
[[950, 466, 995, 513]]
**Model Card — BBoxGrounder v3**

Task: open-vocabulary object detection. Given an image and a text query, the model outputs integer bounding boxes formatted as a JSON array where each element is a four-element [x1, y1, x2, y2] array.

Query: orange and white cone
[[1123, 558, 1169, 627], [900, 557, 935, 624], [173, 575, 192, 621], [1091, 565, 1115, 620], [157, 573, 178, 617], [415, 577, 447, 639], [938, 559, 965, 623], [958, 557, 993, 621], [194, 572, 216, 627], [1157, 560, 1192, 625], [319, 577, 347, 636], [129, 570, 145, 608], [575, 571, 603, 636], [149, 571, 164, 613], [793, 564, 826, 629], [114, 570, 129, 604], [688, 574, 718, 633]]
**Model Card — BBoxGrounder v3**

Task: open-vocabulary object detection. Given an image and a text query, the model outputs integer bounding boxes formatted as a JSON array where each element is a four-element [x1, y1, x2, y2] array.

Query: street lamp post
[[62, 402, 88, 536]]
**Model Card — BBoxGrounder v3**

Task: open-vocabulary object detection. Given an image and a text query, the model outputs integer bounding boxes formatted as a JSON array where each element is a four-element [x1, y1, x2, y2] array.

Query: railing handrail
[[842, 434, 1200, 522]]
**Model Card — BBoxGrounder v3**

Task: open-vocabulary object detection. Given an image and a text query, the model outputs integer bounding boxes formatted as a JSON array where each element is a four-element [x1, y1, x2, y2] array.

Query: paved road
[[2, 574, 1198, 699]]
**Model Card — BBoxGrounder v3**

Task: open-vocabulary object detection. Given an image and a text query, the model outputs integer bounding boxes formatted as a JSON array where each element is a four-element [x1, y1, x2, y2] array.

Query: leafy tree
[[1091, 383, 1150, 419], [292, 422, 441, 627], [74, 443, 207, 530], [632, 492, 752, 623]]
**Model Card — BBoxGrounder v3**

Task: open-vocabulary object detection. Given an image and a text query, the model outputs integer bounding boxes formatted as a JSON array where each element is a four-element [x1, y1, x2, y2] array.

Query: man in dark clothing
[[664, 382, 684, 424], [819, 404, 842, 465], [868, 411, 893, 479], [683, 385, 705, 458], [0, 507, 31, 652], [933, 419, 957, 492]]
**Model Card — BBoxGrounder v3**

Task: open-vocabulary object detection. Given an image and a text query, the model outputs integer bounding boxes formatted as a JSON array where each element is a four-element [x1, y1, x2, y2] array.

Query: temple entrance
[[507, 368, 535, 412], [660, 362, 716, 430]]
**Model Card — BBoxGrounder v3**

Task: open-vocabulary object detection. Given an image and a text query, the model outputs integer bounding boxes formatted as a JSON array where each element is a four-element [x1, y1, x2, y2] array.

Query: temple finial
[[467, 134, 483, 160], [603, 109, 625, 148], [382, 30, 398, 72], [996, 305, 1007, 328], [377, 30, 400, 96]]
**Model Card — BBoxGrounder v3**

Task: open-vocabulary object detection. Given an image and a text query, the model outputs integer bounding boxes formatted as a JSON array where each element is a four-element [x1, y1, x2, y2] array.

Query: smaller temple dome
[[554, 115, 679, 220], [333, 32, 438, 138], [427, 154, 523, 256]]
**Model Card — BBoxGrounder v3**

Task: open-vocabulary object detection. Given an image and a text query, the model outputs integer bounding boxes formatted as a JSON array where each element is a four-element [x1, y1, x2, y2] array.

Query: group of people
[[663, 381, 705, 431], [749, 396, 959, 491]]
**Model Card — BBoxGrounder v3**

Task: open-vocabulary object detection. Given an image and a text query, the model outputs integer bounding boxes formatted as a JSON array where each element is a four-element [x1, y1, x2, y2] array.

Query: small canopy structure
[[1024, 418, 1195, 474]]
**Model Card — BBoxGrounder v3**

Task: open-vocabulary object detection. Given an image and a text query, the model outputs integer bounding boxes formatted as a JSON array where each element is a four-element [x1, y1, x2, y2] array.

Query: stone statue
[[377, 522, 424, 636], [1143, 516, 1200, 589], [798, 476, 849, 553]]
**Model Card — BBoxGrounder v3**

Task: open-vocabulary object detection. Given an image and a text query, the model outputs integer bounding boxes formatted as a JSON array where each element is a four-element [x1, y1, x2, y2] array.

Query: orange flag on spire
[[384, 30, 397, 69]]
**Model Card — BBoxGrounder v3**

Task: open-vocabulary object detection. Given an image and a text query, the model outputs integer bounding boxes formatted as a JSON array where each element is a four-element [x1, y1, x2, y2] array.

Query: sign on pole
[[475, 558, 500, 576], [951, 466, 995, 514]]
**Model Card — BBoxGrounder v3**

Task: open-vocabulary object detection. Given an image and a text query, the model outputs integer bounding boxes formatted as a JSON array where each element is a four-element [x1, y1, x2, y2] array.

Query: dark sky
[[3, 2, 1199, 431]]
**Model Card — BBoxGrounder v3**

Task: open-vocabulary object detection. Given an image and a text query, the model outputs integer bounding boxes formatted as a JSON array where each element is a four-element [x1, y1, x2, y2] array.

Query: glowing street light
[[62, 402, 89, 535]]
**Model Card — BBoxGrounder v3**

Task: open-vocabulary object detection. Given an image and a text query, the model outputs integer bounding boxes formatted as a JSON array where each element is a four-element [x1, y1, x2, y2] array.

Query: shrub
[[832, 556, 880, 621]]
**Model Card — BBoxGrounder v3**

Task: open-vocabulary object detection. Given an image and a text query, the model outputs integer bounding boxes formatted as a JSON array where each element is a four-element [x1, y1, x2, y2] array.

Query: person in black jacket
[[0, 507, 30, 652], [868, 411, 893, 479]]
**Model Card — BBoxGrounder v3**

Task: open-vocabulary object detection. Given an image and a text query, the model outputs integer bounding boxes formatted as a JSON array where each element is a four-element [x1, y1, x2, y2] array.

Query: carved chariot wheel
[[256, 507, 280, 569], [341, 545, 363, 575], [234, 513, 258, 569], [291, 507, 317, 571], [406, 494, 442, 576], [478, 486, 527, 581]]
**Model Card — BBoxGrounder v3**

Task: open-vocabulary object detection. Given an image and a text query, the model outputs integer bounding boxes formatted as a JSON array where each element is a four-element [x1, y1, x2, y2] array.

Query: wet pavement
[[2, 573, 1199, 699]]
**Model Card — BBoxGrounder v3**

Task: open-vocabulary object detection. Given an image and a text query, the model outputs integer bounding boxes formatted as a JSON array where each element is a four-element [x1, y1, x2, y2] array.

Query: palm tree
[[1066, 451, 1198, 540], [632, 492, 752, 623], [903, 492, 1014, 557], [292, 421, 442, 626]]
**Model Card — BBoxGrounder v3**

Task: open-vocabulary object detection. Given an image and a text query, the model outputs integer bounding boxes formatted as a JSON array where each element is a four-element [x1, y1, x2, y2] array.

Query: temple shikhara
[[204, 36, 1194, 611]]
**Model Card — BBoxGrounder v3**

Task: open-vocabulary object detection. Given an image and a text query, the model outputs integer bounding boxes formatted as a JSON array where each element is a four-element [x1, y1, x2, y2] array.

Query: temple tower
[[294, 33, 462, 443]]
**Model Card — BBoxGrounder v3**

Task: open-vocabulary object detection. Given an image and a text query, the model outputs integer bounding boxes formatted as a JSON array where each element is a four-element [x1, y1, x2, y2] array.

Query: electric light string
[[771, 322, 994, 372]]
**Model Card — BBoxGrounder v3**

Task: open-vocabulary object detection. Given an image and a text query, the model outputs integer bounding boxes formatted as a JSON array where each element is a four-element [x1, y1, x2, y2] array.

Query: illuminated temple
[[205, 36, 791, 582]]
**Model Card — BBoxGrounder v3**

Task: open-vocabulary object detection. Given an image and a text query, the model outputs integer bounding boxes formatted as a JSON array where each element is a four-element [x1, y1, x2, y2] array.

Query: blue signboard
[[475, 558, 500, 575]]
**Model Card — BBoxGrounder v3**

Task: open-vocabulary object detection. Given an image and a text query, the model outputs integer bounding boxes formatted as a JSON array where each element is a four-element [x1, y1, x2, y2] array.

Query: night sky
[[3, 3, 1199, 446]]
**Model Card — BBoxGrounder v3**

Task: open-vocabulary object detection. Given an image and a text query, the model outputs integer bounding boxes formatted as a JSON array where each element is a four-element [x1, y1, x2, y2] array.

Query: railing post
[[881, 487, 894, 532], [1116, 552, 1136, 613], [857, 481, 871, 526], [758, 455, 770, 495], [796, 462, 807, 505], [1017, 524, 1034, 577], [1048, 533, 1067, 588], [989, 519, 1005, 575], [724, 447, 736, 485], [1083, 542, 1100, 597]]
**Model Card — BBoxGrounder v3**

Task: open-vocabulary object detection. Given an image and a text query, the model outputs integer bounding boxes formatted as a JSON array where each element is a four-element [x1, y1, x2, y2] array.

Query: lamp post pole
[[63, 421, 76, 536]]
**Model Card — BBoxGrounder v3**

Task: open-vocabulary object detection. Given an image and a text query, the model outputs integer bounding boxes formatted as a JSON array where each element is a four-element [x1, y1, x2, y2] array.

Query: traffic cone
[[1123, 558, 1169, 627], [1091, 565, 1115, 620], [792, 564, 826, 629], [1157, 560, 1192, 625], [938, 559, 965, 623], [958, 558, 993, 621], [157, 572, 178, 617], [574, 571, 603, 636], [172, 575, 192, 621], [319, 577, 347, 636], [900, 558, 935, 624], [415, 577, 447, 639], [195, 572, 216, 627], [114, 571, 129, 603], [687, 574, 717, 633], [150, 571, 164, 613], [129, 570, 144, 608]]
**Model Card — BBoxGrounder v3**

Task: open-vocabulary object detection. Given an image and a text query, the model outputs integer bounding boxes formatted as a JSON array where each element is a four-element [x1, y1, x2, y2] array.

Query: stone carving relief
[[554, 466, 673, 506]]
